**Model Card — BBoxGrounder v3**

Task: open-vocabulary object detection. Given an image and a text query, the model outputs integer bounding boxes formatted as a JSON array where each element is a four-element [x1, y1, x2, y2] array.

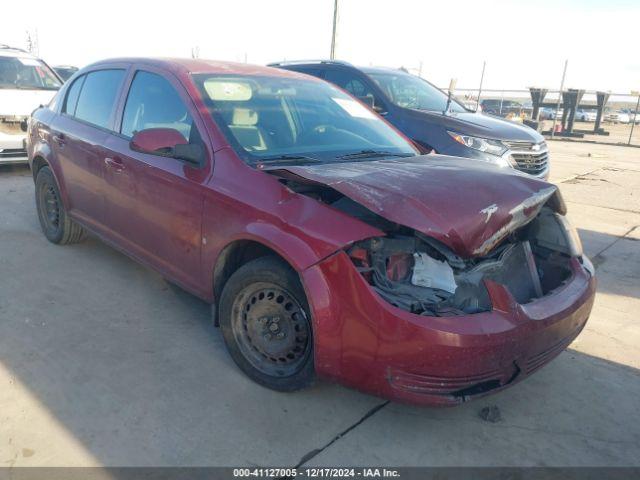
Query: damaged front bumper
[[302, 251, 595, 406]]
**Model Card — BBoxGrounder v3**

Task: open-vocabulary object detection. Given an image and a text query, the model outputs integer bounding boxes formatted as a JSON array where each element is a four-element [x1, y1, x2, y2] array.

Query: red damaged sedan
[[27, 58, 595, 405]]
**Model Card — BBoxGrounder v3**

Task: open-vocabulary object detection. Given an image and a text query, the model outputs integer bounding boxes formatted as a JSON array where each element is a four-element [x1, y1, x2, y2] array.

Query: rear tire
[[219, 256, 314, 391], [35, 166, 86, 244]]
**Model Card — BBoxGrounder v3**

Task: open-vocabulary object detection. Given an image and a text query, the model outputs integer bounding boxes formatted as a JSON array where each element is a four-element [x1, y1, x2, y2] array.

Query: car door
[[102, 68, 209, 294], [50, 69, 126, 230]]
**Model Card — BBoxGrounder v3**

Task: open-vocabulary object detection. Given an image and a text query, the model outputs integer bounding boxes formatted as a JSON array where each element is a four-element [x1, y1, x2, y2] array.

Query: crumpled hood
[[0, 89, 56, 117], [267, 155, 559, 258]]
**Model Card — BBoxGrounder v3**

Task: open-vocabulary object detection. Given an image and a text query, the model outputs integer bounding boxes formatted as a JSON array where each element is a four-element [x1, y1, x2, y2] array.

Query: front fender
[[214, 224, 333, 277], [201, 221, 362, 303], [199, 152, 385, 301], [201, 195, 383, 302]]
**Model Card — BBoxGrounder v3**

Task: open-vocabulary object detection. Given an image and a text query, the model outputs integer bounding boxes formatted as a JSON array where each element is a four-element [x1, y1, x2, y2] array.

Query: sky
[[3, 0, 638, 94]]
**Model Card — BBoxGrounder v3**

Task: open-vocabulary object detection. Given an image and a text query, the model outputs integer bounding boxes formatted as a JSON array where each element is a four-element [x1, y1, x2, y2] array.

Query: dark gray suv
[[271, 60, 549, 179]]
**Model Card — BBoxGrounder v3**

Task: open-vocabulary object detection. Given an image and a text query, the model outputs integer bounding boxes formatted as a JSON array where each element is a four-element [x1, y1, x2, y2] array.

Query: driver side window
[[121, 71, 194, 142]]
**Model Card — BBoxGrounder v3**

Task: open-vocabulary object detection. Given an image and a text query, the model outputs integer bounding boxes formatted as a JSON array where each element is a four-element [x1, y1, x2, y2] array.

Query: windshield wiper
[[337, 150, 414, 160], [256, 154, 323, 166]]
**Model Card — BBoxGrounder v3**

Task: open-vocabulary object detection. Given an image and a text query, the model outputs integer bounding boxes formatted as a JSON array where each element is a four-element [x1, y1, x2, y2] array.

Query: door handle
[[104, 157, 125, 172], [52, 133, 66, 146]]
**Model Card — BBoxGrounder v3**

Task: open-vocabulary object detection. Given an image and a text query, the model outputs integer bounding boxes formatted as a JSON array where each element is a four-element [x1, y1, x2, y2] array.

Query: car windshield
[[366, 71, 466, 113], [0, 56, 61, 90], [193, 74, 417, 164]]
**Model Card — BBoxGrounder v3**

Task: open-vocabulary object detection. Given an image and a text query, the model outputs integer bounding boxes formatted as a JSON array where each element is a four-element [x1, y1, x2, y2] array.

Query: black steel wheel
[[40, 181, 60, 231], [35, 166, 85, 244], [219, 256, 314, 391]]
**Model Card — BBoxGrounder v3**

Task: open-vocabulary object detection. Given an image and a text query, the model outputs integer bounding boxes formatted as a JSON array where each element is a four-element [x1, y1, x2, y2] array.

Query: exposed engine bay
[[346, 219, 574, 316], [274, 172, 582, 317]]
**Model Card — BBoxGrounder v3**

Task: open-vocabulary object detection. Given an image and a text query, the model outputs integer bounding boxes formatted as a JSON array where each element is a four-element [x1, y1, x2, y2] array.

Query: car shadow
[[367, 348, 640, 466], [0, 209, 379, 466]]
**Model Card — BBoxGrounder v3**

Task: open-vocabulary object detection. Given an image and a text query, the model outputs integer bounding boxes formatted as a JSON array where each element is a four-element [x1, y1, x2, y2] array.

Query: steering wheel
[[312, 125, 337, 134], [298, 124, 337, 143]]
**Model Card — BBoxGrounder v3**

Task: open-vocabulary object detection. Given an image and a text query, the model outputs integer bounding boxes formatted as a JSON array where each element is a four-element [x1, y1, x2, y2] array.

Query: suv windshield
[[367, 71, 466, 114], [194, 74, 417, 164], [0, 56, 61, 90]]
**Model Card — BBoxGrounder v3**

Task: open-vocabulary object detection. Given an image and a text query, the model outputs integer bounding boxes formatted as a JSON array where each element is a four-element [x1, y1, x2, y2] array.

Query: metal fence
[[445, 87, 640, 148]]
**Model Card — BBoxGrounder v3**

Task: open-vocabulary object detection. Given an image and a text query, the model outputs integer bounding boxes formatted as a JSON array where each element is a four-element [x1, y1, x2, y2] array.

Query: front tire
[[35, 166, 85, 244], [219, 256, 314, 391]]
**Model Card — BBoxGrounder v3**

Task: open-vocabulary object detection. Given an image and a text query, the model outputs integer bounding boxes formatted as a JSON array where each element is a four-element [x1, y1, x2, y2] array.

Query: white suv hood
[[0, 89, 56, 117]]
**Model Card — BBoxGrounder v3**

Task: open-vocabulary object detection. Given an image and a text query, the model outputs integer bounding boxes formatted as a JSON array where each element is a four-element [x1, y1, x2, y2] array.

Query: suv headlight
[[448, 131, 515, 167]]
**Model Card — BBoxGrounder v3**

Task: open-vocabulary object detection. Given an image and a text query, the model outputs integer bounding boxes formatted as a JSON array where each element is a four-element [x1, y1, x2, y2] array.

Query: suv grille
[[503, 141, 549, 176], [0, 148, 28, 159]]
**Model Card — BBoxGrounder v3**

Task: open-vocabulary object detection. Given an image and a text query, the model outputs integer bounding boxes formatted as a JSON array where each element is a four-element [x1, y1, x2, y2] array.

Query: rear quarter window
[[63, 75, 86, 115], [74, 69, 125, 129]]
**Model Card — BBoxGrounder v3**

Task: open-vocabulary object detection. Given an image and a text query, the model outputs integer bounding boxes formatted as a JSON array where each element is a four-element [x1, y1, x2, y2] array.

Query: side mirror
[[130, 128, 203, 166], [174, 143, 204, 165]]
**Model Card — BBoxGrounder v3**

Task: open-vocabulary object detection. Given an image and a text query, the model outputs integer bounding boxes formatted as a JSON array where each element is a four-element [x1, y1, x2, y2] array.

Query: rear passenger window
[[63, 75, 85, 115], [121, 71, 193, 141], [74, 69, 125, 129]]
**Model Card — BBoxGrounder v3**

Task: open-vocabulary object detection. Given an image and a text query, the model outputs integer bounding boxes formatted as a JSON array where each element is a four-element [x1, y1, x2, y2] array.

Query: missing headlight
[[348, 236, 491, 316], [348, 208, 579, 316]]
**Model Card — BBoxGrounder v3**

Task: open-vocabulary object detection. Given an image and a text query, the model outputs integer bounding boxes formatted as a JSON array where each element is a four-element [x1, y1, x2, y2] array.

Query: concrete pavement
[[0, 141, 639, 466]]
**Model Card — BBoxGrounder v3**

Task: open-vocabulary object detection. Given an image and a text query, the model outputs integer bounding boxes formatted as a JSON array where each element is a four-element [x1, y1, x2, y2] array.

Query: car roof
[[359, 66, 411, 75], [86, 57, 317, 80], [0, 45, 39, 59], [270, 60, 412, 77]]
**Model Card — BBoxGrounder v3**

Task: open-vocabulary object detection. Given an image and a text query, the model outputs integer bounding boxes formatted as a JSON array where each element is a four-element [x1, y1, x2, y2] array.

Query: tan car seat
[[229, 108, 268, 151]]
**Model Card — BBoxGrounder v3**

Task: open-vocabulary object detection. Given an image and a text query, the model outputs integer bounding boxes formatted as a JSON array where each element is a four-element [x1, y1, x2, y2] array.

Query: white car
[[0, 45, 61, 164], [575, 109, 597, 122], [540, 107, 563, 120], [605, 111, 631, 124], [621, 109, 640, 124]]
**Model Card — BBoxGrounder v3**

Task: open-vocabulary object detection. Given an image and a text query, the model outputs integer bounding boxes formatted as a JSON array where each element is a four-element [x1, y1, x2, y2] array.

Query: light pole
[[476, 61, 486, 111], [330, 0, 338, 60], [629, 91, 640, 145], [551, 60, 568, 139]]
